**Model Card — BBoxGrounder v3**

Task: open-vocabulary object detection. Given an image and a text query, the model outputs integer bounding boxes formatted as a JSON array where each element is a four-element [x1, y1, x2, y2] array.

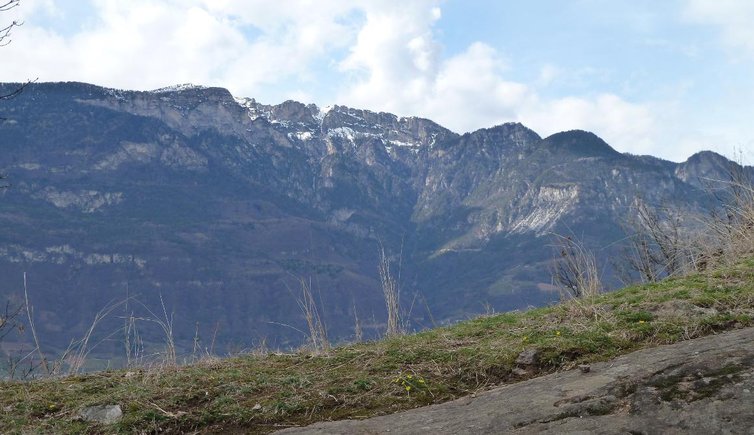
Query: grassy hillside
[[1, 256, 753, 433]]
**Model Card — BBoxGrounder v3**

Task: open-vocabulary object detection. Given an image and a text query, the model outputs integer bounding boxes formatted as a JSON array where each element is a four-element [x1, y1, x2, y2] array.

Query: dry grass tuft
[[550, 233, 603, 299], [378, 241, 403, 337]]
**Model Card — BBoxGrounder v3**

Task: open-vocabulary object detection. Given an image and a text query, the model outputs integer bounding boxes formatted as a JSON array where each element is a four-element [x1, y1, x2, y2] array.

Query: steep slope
[[0, 82, 750, 355]]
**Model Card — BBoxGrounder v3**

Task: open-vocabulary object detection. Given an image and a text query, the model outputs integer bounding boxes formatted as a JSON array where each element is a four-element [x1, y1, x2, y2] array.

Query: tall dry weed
[[550, 233, 603, 299]]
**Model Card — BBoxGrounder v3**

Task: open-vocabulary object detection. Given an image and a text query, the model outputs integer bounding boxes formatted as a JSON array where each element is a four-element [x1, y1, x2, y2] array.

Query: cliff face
[[0, 82, 750, 351]]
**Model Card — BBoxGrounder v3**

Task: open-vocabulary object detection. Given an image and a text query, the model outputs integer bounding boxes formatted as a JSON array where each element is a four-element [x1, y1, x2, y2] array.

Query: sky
[[2, 0, 754, 162]]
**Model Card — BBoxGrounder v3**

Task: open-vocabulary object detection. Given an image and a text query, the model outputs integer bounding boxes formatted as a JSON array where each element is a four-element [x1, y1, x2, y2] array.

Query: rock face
[[278, 327, 754, 434], [0, 82, 752, 352]]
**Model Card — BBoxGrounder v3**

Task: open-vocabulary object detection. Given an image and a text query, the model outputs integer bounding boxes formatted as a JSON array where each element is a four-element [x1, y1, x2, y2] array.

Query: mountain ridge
[[1, 80, 706, 161], [3, 80, 724, 163]]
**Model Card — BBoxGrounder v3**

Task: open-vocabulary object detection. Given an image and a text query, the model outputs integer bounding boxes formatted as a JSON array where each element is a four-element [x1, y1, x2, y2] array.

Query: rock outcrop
[[280, 327, 754, 434]]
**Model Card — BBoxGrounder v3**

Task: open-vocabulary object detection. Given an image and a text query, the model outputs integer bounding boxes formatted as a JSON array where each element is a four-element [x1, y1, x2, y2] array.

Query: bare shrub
[[0, 299, 25, 378], [66, 299, 128, 375], [619, 155, 754, 281], [697, 162, 754, 268], [136, 294, 177, 366], [378, 241, 402, 336], [621, 198, 691, 283], [292, 277, 329, 353], [20, 273, 129, 377], [550, 233, 602, 299], [0, 299, 23, 343]]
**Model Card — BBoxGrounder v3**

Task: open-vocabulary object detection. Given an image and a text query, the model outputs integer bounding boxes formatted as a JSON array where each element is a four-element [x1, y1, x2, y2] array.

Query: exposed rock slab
[[278, 327, 754, 434], [78, 405, 123, 425]]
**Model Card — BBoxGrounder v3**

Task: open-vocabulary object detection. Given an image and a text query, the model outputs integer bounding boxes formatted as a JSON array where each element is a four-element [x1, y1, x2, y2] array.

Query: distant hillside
[[0, 81, 751, 354]]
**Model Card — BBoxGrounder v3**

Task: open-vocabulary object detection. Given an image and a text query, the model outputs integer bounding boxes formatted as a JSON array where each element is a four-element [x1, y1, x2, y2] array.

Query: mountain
[[0, 82, 750, 355]]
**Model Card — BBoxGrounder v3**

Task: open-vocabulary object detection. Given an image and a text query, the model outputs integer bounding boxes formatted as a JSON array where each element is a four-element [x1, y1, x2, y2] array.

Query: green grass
[[2, 257, 754, 434]]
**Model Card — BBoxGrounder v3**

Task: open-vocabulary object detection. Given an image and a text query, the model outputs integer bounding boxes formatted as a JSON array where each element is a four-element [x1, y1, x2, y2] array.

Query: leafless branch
[[0, 0, 21, 46], [696, 158, 754, 266], [0, 299, 23, 342], [0, 173, 10, 189], [0, 78, 35, 102], [620, 197, 692, 283], [0, 0, 19, 12]]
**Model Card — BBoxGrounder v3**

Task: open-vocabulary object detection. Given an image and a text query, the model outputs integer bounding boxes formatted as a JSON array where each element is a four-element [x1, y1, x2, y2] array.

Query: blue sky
[[2, 0, 754, 162]]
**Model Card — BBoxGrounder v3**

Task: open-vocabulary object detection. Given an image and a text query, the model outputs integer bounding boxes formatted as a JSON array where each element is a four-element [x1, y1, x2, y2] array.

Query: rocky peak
[[317, 105, 454, 150], [675, 150, 741, 188], [151, 83, 207, 93], [322, 105, 397, 134], [468, 122, 542, 150], [146, 84, 235, 105], [269, 100, 318, 126], [681, 150, 733, 169], [541, 130, 621, 159]]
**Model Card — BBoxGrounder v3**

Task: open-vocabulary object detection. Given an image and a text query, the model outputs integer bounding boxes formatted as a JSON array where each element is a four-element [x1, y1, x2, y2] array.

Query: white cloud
[[2, 0, 687, 160], [521, 94, 657, 155], [335, 6, 520, 120], [537, 64, 560, 86], [2, 0, 361, 96], [337, 1, 442, 112], [675, 0, 754, 161], [683, 0, 754, 57], [335, 4, 660, 158], [424, 42, 532, 131]]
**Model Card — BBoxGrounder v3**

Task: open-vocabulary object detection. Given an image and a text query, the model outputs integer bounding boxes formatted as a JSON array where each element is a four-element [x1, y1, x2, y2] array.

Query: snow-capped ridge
[[152, 83, 208, 93]]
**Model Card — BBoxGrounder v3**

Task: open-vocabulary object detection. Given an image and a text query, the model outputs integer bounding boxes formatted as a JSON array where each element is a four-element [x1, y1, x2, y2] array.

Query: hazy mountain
[[0, 82, 749, 356]]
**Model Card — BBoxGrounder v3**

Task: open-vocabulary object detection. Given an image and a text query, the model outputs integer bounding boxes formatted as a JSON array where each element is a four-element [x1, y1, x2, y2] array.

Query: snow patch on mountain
[[288, 131, 314, 141], [327, 127, 357, 142], [388, 139, 419, 147], [314, 105, 334, 123], [152, 83, 207, 93], [234, 97, 270, 122]]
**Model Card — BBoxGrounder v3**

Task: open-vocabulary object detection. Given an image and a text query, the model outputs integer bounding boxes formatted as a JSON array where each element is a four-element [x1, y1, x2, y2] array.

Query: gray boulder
[[79, 405, 123, 425]]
